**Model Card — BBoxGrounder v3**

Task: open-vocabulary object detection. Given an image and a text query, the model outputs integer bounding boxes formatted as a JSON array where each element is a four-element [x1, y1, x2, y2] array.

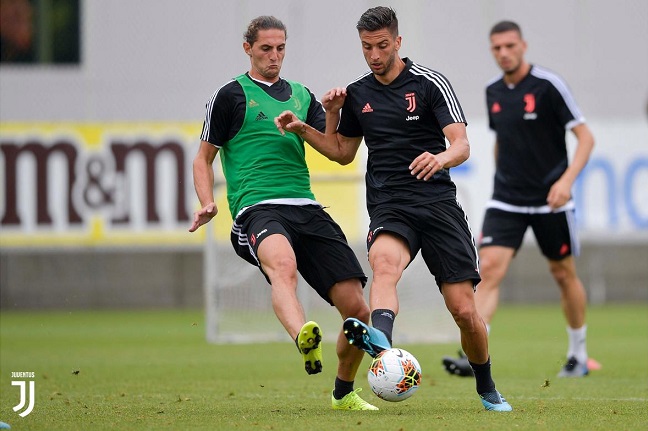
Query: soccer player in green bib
[[189, 16, 377, 411]]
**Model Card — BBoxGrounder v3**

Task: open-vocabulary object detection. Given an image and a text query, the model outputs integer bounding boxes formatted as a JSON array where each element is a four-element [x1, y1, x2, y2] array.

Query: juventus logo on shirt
[[523, 93, 536, 112], [523, 93, 537, 120], [405, 92, 416, 112], [290, 94, 302, 111]]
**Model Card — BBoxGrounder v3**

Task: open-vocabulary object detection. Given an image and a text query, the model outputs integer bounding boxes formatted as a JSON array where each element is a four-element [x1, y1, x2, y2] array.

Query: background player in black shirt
[[443, 21, 595, 378], [276, 6, 511, 412]]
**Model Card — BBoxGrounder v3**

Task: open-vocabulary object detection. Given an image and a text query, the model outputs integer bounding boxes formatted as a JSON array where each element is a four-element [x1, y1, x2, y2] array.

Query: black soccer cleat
[[442, 350, 474, 377]]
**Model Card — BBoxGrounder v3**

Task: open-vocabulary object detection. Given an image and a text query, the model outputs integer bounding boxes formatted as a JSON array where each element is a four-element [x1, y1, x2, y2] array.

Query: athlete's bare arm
[[274, 87, 362, 165], [410, 122, 470, 181], [189, 140, 219, 232], [547, 123, 594, 209]]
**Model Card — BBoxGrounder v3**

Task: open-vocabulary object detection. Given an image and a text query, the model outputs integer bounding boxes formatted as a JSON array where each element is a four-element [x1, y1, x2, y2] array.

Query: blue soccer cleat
[[342, 318, 391, 357], [479, 390, 513, 412]]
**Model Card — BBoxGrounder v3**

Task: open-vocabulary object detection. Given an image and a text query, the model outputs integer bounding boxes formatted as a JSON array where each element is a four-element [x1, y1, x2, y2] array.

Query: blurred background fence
[[1, 1, 647, 322]]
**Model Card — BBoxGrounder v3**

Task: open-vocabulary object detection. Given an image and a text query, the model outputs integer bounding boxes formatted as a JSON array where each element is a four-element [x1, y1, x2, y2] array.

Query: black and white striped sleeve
[[305, 87, 326, 133], [532, 66, 585, 130], [410, 63, 466, 128], [200, 80, 236, 148]]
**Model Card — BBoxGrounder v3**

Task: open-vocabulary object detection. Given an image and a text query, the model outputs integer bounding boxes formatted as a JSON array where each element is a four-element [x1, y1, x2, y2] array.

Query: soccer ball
[[367, 348, 422, 402]]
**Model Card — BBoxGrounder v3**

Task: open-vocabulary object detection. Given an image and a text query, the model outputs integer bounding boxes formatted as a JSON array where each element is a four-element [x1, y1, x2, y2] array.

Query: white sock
[[567, 325, 588, 364]]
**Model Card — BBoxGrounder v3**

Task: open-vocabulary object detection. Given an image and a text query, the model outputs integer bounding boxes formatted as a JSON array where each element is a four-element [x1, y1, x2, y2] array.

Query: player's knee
[[479, 255, 506, 280], [265, 256, 298, 285], [338, 295, 370, 322], [371, 257, 403, 282], [549, 260, 576, 286], [349, 303, 370, 323], [448, 303, 479, 330], [330, 280, 370, 321]]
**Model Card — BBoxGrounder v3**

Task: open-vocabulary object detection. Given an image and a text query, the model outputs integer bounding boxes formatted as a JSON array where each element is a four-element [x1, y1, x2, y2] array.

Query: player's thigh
[[256, 233, 297, 277], [230, 206, 293, 270], [530, 210, 579, 260], [478, 245, 516, 279], [366, 210, 418, 272], [368, 232, 412, 276]]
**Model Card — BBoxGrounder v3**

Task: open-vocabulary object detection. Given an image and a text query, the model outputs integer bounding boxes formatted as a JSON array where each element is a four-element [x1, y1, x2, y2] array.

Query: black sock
[[469, 356, 496, 394], [371, 309, 395, 345], [333, 377, 354, 400]]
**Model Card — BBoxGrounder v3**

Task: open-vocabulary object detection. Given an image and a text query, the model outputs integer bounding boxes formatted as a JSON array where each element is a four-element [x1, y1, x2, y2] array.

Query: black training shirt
[[486, 65, 585, 206], [338, 58, 466, 212]]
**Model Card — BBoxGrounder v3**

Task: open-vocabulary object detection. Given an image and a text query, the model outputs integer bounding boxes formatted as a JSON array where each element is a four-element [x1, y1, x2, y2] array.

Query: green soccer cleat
[[331, 388, 379, 411], [298, 321, 322, 375]]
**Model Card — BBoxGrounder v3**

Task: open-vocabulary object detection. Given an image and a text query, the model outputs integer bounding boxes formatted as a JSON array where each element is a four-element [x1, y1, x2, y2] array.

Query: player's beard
[[373, 52, 398, 77], [500, 56, 521, 75]]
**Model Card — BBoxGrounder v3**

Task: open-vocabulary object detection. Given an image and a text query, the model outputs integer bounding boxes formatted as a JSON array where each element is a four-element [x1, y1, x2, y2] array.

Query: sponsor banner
[[0, 123, 363, 247], [1, 120, 646, 248]]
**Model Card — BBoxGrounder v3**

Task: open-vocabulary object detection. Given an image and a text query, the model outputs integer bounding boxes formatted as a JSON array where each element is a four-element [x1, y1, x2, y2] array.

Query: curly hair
[[244, 16, 287, 46]]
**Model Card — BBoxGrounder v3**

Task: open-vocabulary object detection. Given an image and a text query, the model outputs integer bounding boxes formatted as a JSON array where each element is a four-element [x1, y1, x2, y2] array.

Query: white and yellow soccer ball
[[367, 348, 422, 402]]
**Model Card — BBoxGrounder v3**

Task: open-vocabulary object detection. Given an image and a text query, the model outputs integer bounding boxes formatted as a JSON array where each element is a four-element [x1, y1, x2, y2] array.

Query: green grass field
[[1, 304, 646, 431]]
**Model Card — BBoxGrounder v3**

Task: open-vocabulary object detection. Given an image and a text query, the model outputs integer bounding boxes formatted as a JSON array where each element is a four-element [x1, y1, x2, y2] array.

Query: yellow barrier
[[0, 123, 364, 247]]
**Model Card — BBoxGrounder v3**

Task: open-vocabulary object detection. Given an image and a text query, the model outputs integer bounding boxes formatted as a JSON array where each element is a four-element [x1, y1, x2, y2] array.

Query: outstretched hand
[[274, 110, 305, 136], [321, 87, 347, 111], [188, 202, 217, 232]]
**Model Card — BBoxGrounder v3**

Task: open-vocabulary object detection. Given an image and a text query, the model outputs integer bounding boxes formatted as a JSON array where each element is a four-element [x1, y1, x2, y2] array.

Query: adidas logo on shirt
[[255, 111, 268, 121], [361, 103, 373, 113]]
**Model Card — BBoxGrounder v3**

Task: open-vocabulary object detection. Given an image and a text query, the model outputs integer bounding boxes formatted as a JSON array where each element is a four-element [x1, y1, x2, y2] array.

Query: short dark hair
[[356, 6, 398, 38], [244, 16, 287, 46], [490, 20, 522, 37]]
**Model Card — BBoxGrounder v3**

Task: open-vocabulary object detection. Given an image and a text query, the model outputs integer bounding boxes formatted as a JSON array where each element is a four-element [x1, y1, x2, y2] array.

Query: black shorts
[[367, 199, 481, 290], [480, 207, 580, 260], [231, 204, 367, 305]]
